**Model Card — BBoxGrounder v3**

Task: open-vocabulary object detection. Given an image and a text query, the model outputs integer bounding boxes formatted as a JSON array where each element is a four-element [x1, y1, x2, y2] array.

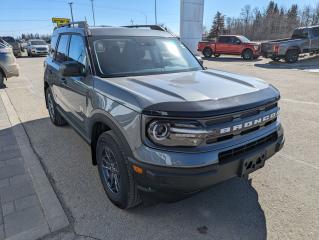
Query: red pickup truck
[[198, 35, 261, 60]]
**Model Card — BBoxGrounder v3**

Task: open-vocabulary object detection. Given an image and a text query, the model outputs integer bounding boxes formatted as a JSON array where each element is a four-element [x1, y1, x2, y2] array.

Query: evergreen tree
[[208, 11, 225, 39]]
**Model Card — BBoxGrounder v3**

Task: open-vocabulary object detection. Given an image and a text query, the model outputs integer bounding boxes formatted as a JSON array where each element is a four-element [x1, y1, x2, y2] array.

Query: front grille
[[36, 47, 47, 51], [218, 132, 278, 162]]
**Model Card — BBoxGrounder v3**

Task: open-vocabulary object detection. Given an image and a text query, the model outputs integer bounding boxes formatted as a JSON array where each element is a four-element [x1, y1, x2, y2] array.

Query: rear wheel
[[96, 131, 141, 209], [242, 49, 254, 60], [271, 56, 281, 62], [46, 88, 67, 126], [285, 50, 299, 63], [202, 47, 213, 58], [0, 71, 4, 87]]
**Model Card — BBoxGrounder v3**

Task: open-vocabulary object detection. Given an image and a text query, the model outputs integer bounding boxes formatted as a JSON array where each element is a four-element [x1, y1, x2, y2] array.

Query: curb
[[0, 90, 69, 240]]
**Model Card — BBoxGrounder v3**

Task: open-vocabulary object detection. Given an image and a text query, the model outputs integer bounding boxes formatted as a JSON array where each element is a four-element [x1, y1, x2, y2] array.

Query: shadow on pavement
[[203, 56, 263, 63], [255, 55, 319, 70], [21, 117, 267, 240]]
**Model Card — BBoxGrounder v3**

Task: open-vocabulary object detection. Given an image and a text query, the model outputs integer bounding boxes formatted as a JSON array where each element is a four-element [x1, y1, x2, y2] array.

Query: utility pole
[[68, 2, 74, 22], [155, 0, 157, 25], [90, 0, 96, 26], [141, 12, 147, 25], [130, 18, 134, 25]]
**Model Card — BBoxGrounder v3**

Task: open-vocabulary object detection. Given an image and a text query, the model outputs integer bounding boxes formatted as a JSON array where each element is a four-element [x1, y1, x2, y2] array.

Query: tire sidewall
[[96, 132, 132, 208], [242, 49, 253, 60], [285, 50, 299, 63], [203, 48, 213, 58], [0, 72, 4, 86]]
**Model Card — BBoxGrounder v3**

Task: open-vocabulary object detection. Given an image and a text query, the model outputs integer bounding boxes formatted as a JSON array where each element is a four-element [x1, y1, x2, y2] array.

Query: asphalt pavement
[[2, 55, 319, 240]]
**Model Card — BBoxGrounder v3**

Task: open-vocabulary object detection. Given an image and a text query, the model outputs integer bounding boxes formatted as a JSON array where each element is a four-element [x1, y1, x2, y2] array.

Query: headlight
[[147, 120, 206, 147], [253, 45, 259, 50]]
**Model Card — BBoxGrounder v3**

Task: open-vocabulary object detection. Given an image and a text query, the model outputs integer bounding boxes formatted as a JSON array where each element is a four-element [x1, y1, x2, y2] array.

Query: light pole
[[141, 12, 148, 25], [68, 2, 74, 22], [90, 0, 96, 26], [155, 0, 157, 24]]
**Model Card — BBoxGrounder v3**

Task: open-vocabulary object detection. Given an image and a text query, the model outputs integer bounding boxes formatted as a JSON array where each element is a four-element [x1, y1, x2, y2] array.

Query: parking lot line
[[281, 98, 319, 106]]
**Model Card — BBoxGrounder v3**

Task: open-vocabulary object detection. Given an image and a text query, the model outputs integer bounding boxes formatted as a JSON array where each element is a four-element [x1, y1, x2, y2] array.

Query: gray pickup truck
[[44, 22, 284, 209], [261, 25, 319, 63]]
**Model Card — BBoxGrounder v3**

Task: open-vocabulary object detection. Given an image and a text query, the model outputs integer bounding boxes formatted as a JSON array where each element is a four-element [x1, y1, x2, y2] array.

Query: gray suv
[[44, 22, 284, 209]]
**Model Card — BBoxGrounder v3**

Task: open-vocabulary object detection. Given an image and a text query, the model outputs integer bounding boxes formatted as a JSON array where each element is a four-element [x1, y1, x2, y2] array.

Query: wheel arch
[[89, 112, 133, 166], [241, 48, 253, 55], [0, 65, 7, 78], [285, 46, 301, 55]]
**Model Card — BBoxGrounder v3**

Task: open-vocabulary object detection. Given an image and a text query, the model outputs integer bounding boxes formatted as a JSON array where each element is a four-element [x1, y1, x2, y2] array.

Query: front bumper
[[130, 130, 284, 194], [31, 50, 49, 55]]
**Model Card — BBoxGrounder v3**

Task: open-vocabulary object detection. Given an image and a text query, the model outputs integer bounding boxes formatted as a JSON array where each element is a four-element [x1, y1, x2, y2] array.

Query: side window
[[49, 35, 58, 57], [312, 27, 319, 37], [55, 35, 69, 62], [68, 35, 87, 66], [219, 36, 230, 44]]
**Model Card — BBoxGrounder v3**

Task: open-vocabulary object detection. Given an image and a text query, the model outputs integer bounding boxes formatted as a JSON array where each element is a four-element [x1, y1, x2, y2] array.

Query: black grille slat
[[218, 132, 278, 162]]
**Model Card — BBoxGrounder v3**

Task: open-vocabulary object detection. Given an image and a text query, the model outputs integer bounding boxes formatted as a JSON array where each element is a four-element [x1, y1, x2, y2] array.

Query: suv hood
[[102, 69, 280, 117]]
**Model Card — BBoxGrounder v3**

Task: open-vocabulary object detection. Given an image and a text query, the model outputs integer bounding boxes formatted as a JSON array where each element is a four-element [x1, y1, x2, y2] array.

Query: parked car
[[1, 36, 22, 57], [44, 22, 284, 209], [0, 38, 19, 87], [198, 35, 261, 60], [27, 39, 49, 57], [261, 25, 319, 63]]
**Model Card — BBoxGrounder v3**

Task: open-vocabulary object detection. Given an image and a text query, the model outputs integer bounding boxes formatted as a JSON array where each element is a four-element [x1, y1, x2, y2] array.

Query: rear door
[[61, 34, 92, 132], [215, 36, 230, 54], [310, 27, 319, 51], [50, 34, 70, 112]]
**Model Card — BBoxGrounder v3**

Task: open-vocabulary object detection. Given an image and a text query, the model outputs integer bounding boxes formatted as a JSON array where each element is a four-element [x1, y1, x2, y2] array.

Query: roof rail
[[123, 25, 178, 38], [54, 21, 91, 35]]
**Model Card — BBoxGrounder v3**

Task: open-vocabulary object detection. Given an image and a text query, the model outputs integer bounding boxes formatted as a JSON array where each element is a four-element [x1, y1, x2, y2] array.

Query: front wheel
[[0, 71, 4, 87], [202, 47, 213, 58], [46, 88, 67, 126], [285, 50, 299, 63], [96, 131, 141, 209], [271, 56, 281, 62], [242, 49, 254, 60]]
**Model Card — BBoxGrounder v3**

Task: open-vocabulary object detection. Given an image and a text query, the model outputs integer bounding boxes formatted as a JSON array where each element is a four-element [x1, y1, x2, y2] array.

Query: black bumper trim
[[129, 135, 284, 194]]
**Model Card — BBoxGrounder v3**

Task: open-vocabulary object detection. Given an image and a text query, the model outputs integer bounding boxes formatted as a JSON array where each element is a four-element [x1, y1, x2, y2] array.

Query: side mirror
[[59, 61, 86, 77], [235, 40, 241, 45], [196, 56, 204, 65]]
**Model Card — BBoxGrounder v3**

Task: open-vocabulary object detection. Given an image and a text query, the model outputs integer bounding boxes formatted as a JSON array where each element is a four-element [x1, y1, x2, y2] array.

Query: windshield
[[30, 40, 46, 45], [237, 36, 250, 43], [292, 29, 308, 39], [93, 36, 202, 77]]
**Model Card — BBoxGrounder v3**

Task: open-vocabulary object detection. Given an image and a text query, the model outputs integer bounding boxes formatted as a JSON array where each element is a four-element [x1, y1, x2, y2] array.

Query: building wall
[[180, 0, 204, 54]]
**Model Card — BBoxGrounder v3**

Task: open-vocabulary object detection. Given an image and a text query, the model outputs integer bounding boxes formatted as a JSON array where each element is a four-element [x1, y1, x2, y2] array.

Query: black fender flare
[[88, 111, 134, 165], [285, 46, 301, 55]]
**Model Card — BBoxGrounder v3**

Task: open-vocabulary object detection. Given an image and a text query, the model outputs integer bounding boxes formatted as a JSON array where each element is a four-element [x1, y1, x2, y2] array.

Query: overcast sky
[[0, 0, 318, 37]]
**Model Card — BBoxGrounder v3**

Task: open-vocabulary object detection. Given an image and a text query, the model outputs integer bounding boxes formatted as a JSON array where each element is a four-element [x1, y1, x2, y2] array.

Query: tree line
[[207, 1, 319, 40]]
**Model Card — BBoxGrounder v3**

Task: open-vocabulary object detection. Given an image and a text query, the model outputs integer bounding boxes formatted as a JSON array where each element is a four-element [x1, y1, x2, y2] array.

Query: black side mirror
[[59, 61, 86, 77], [196, 56, 204, 65]]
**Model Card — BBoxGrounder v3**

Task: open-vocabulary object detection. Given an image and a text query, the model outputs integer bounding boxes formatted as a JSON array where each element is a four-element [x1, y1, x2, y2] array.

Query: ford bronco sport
[[44, 22, 284, 209]]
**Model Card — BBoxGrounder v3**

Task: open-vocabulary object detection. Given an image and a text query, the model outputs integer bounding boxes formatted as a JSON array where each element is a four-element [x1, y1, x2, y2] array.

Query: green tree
[[208, 11, 225, 39]]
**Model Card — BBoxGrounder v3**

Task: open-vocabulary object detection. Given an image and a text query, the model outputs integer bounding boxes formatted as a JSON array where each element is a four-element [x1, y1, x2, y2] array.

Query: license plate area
[[238, 152, 266, 177]]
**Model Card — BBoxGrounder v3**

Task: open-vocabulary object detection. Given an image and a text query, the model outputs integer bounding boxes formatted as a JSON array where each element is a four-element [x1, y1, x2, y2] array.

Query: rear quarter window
[[49, 35, 58, 57]]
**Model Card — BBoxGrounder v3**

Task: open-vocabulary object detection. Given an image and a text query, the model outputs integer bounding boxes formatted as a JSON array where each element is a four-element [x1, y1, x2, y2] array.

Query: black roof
[[53, 22, 173, 38]]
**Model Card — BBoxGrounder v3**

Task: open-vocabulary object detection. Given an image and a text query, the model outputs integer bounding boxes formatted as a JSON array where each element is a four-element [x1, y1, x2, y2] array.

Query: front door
[[61, 34, 92, 132]]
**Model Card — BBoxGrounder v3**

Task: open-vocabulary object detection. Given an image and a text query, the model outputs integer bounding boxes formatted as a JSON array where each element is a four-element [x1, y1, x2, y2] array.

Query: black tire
[[214, 53, 221, 57], [96, 131, 141, 209], [46, 88, 67, 126], [271, 56, 281, 62], [202, 47, 213, 58], [285, 50, 299, 63], [242, 49, 254, 60], [0, 71, 4, 87]]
